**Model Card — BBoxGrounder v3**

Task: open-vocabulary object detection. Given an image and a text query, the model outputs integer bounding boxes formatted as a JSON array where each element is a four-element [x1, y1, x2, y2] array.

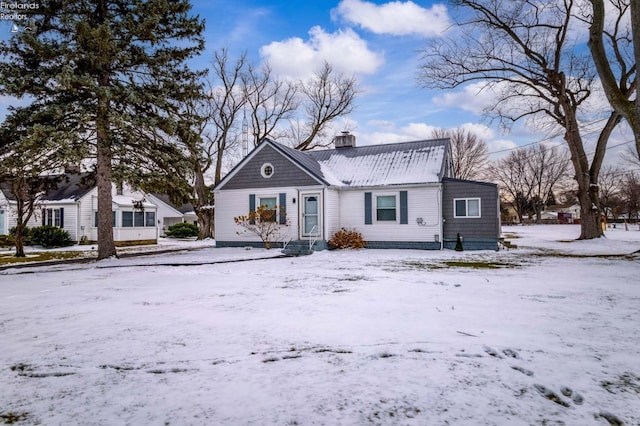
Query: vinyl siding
[[442, 179, 500, 240], [221, 145, 321, 190], [324, 188, 341, 240], [85, 187, 158, 242], [215, 187, 300, 244], [339, 185, 441, 243], [40, 203, 80, 241]]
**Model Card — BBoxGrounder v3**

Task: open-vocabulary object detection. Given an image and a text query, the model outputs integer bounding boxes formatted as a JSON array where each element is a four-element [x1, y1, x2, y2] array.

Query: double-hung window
[[122, 211, 134, 227], [454, 198, 481, 218], [376, 195, 397, 221], [259, 197, 278, 222], [43, 208, 63, 228], [94, 211, 117, 227]]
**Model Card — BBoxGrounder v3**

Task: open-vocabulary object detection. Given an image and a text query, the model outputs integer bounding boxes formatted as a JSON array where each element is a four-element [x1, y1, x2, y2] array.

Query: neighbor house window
[[454, 198, 481, 218], [145, 212, 156, 227], [376, 195, 397, 221], [94, 211, 116, 227], [122, 211, 133, 227], [134, 211, 145, 227], [259, 196, 277, 222], [43, 208, 63, 227]]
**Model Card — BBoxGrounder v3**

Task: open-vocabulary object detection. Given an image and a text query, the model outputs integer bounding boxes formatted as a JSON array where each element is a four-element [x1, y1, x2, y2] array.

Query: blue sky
[[0, 0, 634, 161], [192, 0, 532, 153]]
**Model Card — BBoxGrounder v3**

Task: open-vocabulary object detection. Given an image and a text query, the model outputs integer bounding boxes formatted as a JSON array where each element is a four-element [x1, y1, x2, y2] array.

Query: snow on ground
[[1, 225, 639, 425]]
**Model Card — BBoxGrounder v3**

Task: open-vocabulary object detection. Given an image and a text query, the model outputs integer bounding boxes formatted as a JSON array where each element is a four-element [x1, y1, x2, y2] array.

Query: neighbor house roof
[[44, 173, 95, 201], [149, 193, 195, 215], [0, 172, 95, 202]]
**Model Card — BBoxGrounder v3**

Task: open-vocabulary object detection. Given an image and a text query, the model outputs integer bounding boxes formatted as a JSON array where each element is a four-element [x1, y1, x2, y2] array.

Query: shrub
[[455, 233, 464, 251], [328, 228, 366, 249], [30, 226, 74, 248], [234, 206, 289, 249], [9, 226, 32, 245], [0, 234, 16, 247], [165, 222, 199, 238]]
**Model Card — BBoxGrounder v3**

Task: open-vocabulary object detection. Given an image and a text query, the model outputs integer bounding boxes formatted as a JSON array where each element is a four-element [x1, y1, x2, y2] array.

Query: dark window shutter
[[279, 193, 286, 225], [59, 208, 64, 228], [400, 191, 408, 224], [42, 208, 46, 226], [249, 194, 256, 224], [364, 192, 372, 225]]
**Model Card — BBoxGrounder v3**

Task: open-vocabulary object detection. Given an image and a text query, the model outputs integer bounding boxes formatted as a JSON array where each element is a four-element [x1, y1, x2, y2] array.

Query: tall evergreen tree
[[0, 0, 205, 259]]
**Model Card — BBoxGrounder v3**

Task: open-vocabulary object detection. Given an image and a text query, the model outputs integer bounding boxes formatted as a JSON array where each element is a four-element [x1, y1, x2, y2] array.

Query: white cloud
[[432, 82, 499, 115], [260, 26, 384, 79], [333, 0, 451, 38], [459, 122, 495, 140]]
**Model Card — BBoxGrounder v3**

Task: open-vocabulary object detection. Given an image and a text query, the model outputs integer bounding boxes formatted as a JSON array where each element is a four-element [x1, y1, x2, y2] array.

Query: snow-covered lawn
[[1, 225, 639, 425]]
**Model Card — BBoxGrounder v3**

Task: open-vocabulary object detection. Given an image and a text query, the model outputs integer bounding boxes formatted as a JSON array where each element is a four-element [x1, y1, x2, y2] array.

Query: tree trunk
[[96, 91, 117, 259], [197, 208, 214, 240], [14, 224, 26, 258], [194, 169, 214, 240], [631, 1, 640, 160], [13, 184, 28, 258], [564, 109, 603, 240]]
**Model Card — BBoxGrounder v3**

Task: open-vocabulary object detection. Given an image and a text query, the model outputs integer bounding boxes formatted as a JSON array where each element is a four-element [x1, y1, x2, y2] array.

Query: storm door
[[302, 194, 320, 237]]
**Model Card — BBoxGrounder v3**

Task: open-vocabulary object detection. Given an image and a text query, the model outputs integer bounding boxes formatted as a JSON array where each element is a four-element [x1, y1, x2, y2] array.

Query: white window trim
[[454, 198, 481, 218], [261, 163, 274, 178], [375, 193, 398, 223]]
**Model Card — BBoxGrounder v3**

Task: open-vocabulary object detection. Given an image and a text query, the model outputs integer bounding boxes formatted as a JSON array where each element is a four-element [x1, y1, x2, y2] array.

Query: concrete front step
[[282, 241, 315, 256]]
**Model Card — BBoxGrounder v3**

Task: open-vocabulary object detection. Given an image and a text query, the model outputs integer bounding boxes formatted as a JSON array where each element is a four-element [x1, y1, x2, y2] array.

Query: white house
[[214, 135, 501, 252], [146, 193, 198, 236], [0, 173, 158, 245]]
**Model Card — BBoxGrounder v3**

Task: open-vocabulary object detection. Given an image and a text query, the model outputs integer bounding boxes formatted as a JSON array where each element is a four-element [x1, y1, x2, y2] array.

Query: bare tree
[[587, 0, 639, 160], [488, 145, 570, 222], [207, 49, 248, 185], [528, 145, 571, 220], [598, 165, 625, 219], [244, 63, 299, 147], [488, 149, 534, 223], [173, 49, 248, 240], [418, 0, 616, 239], [621, 171, 640, 222], [293, 62, 359, 151], [430, 127, 489, 180]]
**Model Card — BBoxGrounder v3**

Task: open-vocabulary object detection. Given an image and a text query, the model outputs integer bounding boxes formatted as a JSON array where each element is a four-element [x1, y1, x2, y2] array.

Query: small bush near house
[[0, 234, 16, 247], [165, 222, 199, 238], [329, 228, 366, 249], [30, 226, 74, 248], [9, 226, 33, 245]]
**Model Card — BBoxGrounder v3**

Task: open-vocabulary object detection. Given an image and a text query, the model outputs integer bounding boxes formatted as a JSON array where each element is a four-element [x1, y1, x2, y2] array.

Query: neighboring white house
[[146, 193, 198, 236], [0, 173, 158, 245], [214, 135, 501, 252]]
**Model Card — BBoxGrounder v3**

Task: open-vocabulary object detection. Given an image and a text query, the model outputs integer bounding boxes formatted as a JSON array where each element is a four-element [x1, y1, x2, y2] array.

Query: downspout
[[439, 185, 443, 250], [76, 201, 81, 244]]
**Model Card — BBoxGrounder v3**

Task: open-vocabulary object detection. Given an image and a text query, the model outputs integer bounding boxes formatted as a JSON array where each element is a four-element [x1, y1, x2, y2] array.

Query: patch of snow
[[317, 145, 445, 187], [1, 225, 639, 424]]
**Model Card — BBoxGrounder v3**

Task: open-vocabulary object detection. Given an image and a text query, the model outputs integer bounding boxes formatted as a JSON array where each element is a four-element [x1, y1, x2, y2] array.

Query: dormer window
[[261, 163, 274, 178]]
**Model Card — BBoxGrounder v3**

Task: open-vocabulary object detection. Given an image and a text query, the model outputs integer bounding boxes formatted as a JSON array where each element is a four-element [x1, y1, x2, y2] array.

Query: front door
[[302, 194, 320, 238]]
